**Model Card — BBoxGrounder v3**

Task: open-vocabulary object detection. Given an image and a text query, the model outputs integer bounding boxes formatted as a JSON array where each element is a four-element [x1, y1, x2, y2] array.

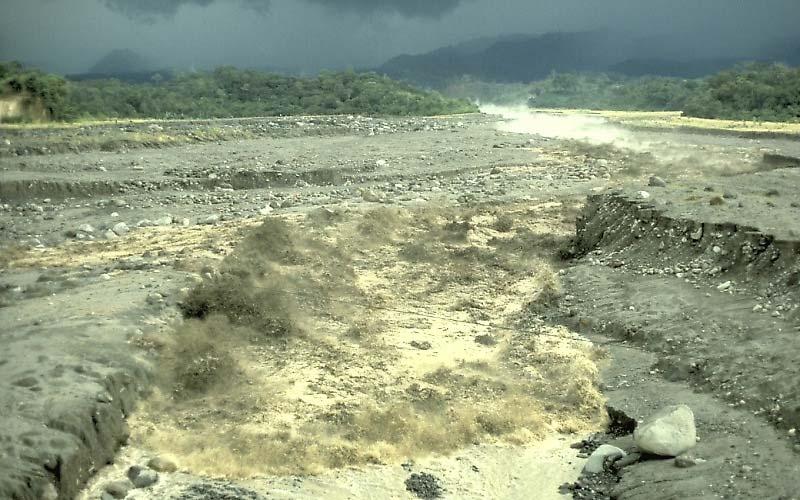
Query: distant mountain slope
[[380, 31, 800, 85], [88, 49, 156, 76], [609, 58, 744, 78]]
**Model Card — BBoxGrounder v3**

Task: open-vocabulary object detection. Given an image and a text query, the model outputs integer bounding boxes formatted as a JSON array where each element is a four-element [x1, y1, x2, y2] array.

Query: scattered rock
[[690, 227, 703, 241], [153, 215, 173, 226], [717, 281, 732, 291], [410, 340, 432, 350], [634, 405, 697, 457], [637, 190, 651, 200], [147, 456, 178, 473], [202, 214, 221, 225], [474, 334, 497, 346], [112, 222, 130, 236], [361, 189, 383, 203], [179, 481, 265, 499], [648, 176, 667, 187], [78, 223, 95, 234], [584, 444, 626, 474], [146, 293, 164, 306]]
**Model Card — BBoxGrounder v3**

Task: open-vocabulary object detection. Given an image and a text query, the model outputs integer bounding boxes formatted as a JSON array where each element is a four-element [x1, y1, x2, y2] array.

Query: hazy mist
[[3, 0, 799, 74]]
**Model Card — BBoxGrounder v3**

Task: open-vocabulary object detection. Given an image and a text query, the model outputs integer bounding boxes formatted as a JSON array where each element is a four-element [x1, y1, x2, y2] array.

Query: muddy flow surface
[[1, 110, 799, 499]]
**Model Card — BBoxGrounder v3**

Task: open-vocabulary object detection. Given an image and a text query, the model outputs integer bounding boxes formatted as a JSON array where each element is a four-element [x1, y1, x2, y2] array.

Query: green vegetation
[[0, 61, 70, 120], [443, 63, 800, 122], [1, 63, 476, 122]]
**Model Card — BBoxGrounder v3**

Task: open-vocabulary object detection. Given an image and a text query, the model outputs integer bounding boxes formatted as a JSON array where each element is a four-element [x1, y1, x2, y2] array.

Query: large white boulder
[[634, 405, 696, 457]]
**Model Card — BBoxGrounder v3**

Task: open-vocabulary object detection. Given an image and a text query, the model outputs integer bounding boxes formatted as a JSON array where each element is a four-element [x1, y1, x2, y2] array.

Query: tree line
[[442, 63, 800, 122], [3, 62, 799, 122], [1, 64, 476, 121]]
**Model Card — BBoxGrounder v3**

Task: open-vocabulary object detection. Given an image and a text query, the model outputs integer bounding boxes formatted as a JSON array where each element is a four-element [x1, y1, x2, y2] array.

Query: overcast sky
[[3, 0, 799, 74]]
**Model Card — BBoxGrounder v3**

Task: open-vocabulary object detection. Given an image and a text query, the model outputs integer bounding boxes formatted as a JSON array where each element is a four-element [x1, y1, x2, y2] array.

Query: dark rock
[[607, 406, 637, 436], [177, 481, 264, 500], [405, 472, 443, 499]]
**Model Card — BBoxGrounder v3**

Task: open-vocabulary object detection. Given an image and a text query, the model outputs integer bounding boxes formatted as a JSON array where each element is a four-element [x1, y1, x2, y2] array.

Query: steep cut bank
[[551, 175, 800, 497]]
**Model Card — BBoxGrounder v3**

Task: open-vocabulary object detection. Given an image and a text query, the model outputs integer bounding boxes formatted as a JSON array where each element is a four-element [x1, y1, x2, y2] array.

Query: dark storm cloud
[[102, 0, 464, 19], [3, 0, 800, 75], [303, 0, 464, 18], [102, 0, 251, 19]]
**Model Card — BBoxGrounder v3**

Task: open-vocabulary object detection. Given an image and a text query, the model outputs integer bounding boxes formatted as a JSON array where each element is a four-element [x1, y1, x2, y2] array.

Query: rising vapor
[[103, 0, 465, 19]]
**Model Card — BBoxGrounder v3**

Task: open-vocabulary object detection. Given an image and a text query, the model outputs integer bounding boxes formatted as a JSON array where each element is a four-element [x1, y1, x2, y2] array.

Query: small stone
[[112, 199, 128, 208], [127, 466, 158, 488], [584, 444, 626, 474], [104, 230, 118, 240], [259, 206, 274, 216], [104, 480, 132, 498], [112, 222, 130, 236], [709, 196, 725, 206], [153, 215, 173, 226], [634, 405, 697, 457], [147, 456, 178, 473], [648, 176, 667, 187], [690, 227, 703, 241], [78, 223, 95, 234], [717, 281, 732, 291], [637, 190, 651, 200]]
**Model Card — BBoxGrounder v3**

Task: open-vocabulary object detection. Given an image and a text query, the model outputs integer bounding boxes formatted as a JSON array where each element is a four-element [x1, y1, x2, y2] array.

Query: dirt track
[[1, 110, 799, 499]]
